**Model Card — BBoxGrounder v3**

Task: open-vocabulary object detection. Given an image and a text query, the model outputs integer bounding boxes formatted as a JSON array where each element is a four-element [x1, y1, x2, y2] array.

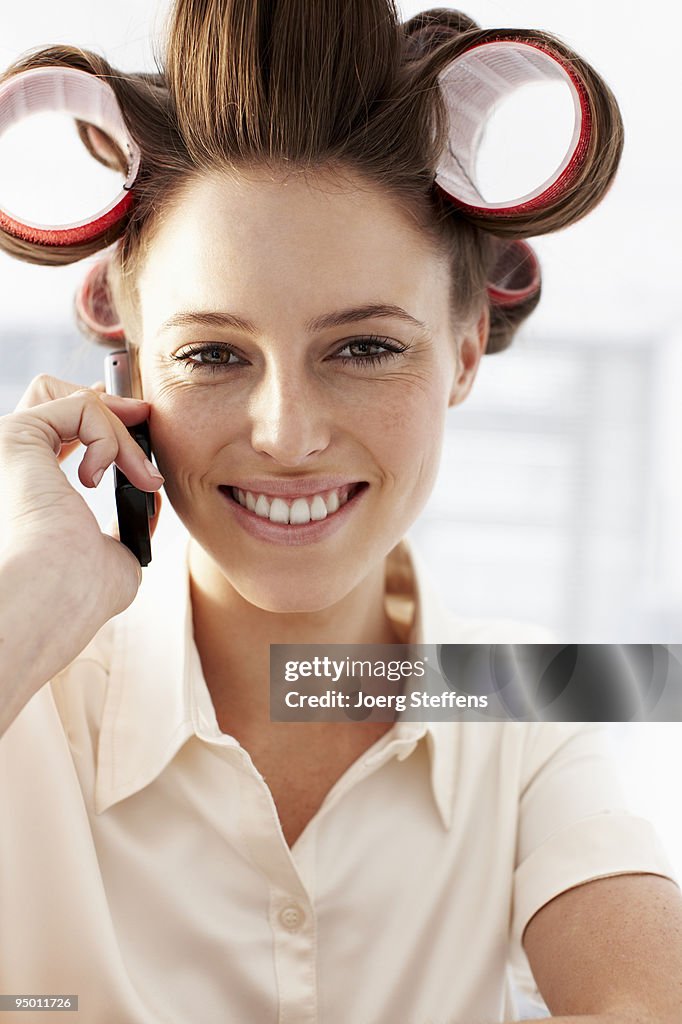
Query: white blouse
[[0, 531, 676, 1023]]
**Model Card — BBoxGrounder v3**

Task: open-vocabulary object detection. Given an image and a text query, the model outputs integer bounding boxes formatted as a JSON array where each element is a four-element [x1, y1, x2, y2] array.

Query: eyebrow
[[157, 303, 430, 337]]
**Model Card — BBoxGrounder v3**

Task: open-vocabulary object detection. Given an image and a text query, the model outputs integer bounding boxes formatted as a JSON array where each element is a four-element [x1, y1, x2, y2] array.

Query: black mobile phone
[[104, 349, 154, 567]]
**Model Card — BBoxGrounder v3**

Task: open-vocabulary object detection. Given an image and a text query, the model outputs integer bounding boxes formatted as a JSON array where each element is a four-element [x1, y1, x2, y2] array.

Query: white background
[[1, 1, 680, 894]]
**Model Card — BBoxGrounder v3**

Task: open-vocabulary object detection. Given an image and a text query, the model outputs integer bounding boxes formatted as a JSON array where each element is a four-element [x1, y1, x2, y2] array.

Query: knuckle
[[96, 434, 120, 459], [73, 385, 98, 400], [21, 375, 87, 408], [74, 387, 111, 416], [21, 373, 57, 404]]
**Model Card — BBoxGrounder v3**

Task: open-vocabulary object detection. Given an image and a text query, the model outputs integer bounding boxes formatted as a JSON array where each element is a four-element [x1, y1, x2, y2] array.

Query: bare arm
[[514, 873, 682, 1023]]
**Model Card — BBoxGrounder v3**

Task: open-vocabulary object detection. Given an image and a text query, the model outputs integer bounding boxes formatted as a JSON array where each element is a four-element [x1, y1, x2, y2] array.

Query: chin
[[225, 562, 362, 614], [184, 503, 409, 614]]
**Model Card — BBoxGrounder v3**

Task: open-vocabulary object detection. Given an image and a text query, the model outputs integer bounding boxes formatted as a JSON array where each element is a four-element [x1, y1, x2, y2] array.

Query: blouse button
[[279, 903, 304, 931]]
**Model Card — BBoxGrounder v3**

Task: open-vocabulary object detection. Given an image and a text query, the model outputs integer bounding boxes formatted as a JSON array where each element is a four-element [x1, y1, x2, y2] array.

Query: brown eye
[[345, 340, 386, 358], [333, 336, 407, 367], [171, 343, 243, 372], [195, 346, 233, 364]]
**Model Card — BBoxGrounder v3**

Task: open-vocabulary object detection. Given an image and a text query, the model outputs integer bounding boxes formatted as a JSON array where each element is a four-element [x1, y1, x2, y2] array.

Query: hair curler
[[74, 256, 125, 343], [486, 239, 540, 307], [0, 66, 141, 250], [433, 32, 620, 238]]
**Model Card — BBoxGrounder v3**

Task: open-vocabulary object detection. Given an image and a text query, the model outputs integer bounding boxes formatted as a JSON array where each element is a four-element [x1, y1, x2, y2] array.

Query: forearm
[[508, 1015, 650, 1024], [0, 548, 96, 736], [511, 1018, 600, 1023]]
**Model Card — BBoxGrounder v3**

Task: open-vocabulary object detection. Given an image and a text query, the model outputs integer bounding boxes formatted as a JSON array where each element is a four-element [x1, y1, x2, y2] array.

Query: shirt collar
[[95, 531, 459, 829]]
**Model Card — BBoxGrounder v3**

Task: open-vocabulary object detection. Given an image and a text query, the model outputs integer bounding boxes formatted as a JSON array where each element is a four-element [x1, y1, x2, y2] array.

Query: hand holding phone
[[104, 350, 155, 567], [1, 372, 162, 733]]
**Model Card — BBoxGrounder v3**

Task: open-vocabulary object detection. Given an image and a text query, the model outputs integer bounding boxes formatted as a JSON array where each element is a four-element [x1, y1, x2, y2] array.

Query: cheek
[[145, 386, 235, 487], [361, 373, 449, 491]]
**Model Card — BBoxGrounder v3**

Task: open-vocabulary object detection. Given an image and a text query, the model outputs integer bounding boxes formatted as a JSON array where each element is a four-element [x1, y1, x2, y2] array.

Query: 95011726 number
[[0, 995, 78, 1011]]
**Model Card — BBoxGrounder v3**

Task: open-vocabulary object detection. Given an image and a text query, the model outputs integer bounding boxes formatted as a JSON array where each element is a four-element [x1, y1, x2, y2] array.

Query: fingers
[[16, 374, 151, 424], [15, 374, 153, 466], [69, 392, 163, 492], [15, 375, 97, 463], [15, 373, 106, 412], [10, 385, 164, 494]]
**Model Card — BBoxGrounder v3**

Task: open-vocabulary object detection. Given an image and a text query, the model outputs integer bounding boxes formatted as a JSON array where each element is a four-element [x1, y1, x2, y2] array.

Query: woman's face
[[134, 167, 486, 611]]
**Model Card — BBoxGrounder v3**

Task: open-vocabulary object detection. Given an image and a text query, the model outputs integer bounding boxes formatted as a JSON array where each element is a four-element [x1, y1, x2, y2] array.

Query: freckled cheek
[[146, 393, 240, 481], [363, 383, 446, 498]]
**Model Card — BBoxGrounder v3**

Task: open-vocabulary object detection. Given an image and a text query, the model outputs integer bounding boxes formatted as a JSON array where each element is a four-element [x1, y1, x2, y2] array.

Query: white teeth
[[269, 497, 289, 524], [232, 484, 360, 523], [309, 495, 328, 521], [254, 494, 271, 518], [288, 498, 311, 525]]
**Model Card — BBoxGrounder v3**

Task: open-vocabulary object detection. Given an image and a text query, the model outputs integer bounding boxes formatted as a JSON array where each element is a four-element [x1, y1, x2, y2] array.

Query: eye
[[332, 335, 407, 368], [170, 343, 244, 373]]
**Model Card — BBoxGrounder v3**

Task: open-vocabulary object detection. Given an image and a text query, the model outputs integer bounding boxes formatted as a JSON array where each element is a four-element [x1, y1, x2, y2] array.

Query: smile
[[228, 482, 364, 524], [218, 482, 369, 545]]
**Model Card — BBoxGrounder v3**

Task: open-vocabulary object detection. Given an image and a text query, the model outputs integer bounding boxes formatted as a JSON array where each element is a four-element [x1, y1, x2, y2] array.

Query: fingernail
[[144, 458, 164, 481], [92, 467, 105, 486]]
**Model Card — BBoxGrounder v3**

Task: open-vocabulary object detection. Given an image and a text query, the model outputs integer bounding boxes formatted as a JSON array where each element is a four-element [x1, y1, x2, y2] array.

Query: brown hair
[[0, 1, 624, 354]]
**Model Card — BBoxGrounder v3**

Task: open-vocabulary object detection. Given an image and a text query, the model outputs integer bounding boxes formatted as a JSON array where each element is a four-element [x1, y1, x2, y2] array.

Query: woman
[[1, 2, 681, 1022]]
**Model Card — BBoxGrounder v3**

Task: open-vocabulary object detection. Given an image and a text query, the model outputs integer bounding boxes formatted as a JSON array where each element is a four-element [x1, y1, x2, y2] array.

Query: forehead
[[137, 167, 449, 337]]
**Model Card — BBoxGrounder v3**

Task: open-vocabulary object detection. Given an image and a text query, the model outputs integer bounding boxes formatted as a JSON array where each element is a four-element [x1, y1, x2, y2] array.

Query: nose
[[249, 361, 331, 465]]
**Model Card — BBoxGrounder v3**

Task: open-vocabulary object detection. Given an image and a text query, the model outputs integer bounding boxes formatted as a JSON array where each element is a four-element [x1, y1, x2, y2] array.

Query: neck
[[187, 539, 399, 730]]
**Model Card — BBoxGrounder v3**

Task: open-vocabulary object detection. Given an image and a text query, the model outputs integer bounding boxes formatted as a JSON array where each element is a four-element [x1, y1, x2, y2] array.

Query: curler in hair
[[74, 255, 125, 344], [482, 239, 542, 355], [0, 66, 141, 251], [433, 31, 622, 238], [486, 239, 540, 307]]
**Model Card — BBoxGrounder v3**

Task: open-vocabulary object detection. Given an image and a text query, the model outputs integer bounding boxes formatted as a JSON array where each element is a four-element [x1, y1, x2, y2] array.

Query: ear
[[448, 305, 490, 408]]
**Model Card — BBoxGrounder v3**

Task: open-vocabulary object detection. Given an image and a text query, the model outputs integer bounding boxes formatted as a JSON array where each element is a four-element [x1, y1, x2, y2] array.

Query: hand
[[85, 381, 164, 546], [0, 373, 168, 734], [1, 373, 165, 621]]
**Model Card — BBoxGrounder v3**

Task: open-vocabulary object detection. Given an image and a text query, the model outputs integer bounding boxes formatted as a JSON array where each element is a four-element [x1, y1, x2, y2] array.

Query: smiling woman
[[130, 167, 466, 613], [0, 1, 681, 1023]]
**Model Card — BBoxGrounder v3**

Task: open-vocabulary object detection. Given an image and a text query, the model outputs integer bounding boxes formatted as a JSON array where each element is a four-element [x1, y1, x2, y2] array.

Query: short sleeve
[[511, 722, 679, 951]]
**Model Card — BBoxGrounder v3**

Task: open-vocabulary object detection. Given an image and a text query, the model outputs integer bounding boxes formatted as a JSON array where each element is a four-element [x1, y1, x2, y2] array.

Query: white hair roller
[[435, 37, 591, 223], [0, 66, 141, 248]]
